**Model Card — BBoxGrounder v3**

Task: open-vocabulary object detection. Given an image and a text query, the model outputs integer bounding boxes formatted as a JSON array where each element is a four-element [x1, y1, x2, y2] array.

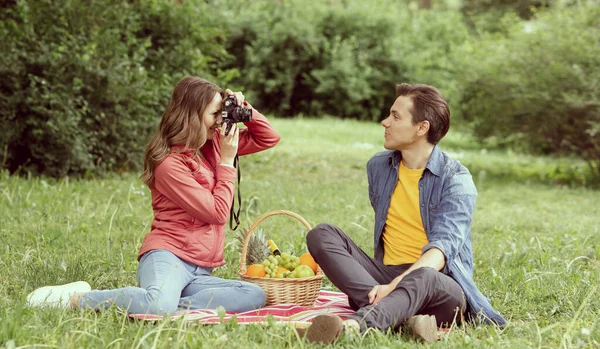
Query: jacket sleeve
[[421, 169, 477, 272], [153, 156, 236, 225], [237, 107, 281, 156], [366, 157, 377, 212]]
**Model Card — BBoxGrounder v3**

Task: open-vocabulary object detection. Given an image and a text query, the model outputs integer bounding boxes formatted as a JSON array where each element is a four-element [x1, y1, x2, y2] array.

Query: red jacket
[[138, 109, 280, 267]]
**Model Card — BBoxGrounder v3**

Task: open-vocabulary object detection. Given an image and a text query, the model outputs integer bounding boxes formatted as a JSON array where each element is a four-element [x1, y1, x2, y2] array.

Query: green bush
[[3, 0, 598, 184], [462, 0, 552, 19], [0, 0, 233, 177], [134, 0, 236, 91], [220, 1, 326, 116], [309, 3, 407, 119], [396, 8, 471, 112], [460, 0, 554, 35], [0, 0, 152, 177], [219, 0, 469, 120], [454, 3, 600, 179]]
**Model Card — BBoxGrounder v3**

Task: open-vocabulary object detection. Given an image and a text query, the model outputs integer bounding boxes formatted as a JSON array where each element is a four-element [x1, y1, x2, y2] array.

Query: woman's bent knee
[[247, 283, 267, 308], [138, 289, 179, 315], [234, 282, 266, 311]]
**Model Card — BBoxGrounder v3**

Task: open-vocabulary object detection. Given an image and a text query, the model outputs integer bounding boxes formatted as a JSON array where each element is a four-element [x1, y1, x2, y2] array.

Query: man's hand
[[368, 283, 395, 304]]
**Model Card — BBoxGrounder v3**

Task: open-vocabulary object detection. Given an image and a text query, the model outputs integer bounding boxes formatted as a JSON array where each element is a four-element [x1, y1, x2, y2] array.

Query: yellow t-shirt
[[382, 161, 429, 265]]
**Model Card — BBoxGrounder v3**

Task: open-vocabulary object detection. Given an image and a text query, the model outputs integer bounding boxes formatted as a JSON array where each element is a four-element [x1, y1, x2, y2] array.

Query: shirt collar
[[425, 145, 443, 177], [387, 150, 402, 169], [387, 145, 443, 177]]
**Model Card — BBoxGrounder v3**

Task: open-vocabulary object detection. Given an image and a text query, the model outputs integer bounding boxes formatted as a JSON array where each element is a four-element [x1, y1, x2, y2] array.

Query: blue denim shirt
[[367, 145, 506, 326]]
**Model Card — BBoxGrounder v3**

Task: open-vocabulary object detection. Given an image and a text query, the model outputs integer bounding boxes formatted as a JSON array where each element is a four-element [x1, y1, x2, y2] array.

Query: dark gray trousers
[[307, 223, 466, 332]]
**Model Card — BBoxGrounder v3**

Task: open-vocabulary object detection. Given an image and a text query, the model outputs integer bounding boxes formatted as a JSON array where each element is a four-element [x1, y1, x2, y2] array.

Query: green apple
[[294, 265, 315, 278]]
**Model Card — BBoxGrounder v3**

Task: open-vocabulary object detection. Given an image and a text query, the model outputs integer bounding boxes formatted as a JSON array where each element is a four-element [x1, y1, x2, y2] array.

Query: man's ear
[[417, 120, 430, 136]]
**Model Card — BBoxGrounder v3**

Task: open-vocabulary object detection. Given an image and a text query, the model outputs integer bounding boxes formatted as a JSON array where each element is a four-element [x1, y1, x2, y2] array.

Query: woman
[[27, 77, 280, 314]]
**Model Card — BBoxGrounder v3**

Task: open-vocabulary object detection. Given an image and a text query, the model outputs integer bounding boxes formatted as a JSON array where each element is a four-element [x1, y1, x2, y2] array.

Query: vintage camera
[[221, 95, 252, 135]]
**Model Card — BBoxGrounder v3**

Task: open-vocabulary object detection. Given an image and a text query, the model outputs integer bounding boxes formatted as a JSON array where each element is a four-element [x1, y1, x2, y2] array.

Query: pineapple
[[237, 228, 270, 265]]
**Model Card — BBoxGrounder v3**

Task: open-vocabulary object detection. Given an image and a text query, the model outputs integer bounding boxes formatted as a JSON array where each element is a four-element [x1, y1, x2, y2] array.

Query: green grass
[[1, 117, 599, 348]]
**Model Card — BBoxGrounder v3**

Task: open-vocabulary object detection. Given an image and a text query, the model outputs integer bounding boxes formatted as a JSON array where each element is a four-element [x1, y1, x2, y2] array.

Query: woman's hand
[[220, 122, 239, 166], [225, 89, 248, 106]]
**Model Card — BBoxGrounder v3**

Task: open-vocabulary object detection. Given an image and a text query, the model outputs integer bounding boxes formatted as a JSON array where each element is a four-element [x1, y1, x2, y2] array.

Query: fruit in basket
[[237, 228, 270, 265], [299, 252, 319, 273], [258, 249, 317, 278], [277, 252, 300, 270], [262, 255, 279, 278], [279, 271, 292, 278], [294, 265, 316, 278], [246, 264, 266, 277], [275, 267, 289, 277]]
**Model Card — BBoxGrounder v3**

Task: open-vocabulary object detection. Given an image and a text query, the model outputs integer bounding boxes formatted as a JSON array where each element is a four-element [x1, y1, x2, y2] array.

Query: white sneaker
[[26, 281, 91, 308]]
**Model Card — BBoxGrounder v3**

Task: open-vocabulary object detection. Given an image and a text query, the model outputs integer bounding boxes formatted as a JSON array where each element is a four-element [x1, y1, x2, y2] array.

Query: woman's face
[[203, 92, 223, 140]]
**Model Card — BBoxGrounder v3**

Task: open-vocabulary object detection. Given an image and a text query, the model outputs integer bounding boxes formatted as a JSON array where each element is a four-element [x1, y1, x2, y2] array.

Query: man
[[302, 83, 506, 344]]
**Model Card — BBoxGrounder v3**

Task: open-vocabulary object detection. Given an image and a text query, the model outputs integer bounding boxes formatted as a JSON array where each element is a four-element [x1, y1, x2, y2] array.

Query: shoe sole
[[305, 314, 344, 344], [407, 314, 438, 343], [26, 281, 91, 307]]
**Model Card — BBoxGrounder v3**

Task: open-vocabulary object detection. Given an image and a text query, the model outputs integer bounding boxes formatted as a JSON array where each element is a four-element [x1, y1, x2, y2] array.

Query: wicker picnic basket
[[238, 210, 324, 307]]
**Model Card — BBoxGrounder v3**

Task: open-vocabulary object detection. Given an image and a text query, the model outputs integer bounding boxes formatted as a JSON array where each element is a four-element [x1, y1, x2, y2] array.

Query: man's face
[[381, 95, 422, 151]]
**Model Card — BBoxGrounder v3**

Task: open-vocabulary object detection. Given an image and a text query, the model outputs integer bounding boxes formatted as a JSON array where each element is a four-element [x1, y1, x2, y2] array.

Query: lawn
[[1, 117, 599, 348]]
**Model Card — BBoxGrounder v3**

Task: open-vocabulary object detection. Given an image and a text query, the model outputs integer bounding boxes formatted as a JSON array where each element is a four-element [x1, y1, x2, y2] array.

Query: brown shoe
[[304, 314, 344, 344], [295, 327, 307, 338], [406, 315, 438, 343]]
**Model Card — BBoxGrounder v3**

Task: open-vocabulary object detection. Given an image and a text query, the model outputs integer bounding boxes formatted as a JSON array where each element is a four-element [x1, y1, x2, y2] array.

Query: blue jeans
[[79, 250, 266, 315]]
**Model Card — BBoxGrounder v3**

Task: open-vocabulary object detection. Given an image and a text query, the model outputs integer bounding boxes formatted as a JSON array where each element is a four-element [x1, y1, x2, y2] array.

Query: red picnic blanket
[[129, 290, 354, 328], [129, 290, 452, 338]]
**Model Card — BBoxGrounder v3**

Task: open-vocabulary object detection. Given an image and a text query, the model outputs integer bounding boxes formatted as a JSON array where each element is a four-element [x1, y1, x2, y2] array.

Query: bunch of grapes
[[261, 252, 300, 278], [278, 252, 300, 270], [262, 255, 280, 278]]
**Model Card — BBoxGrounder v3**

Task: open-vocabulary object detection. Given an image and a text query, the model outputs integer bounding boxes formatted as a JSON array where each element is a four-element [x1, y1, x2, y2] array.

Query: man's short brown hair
[[396, 83, 450, 144]]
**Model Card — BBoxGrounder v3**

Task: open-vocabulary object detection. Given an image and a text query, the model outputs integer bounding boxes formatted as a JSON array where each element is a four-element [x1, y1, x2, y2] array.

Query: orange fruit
[[299, 253, 318, 274], [276, 267, 289, 277], [246, 264, 266, 277]]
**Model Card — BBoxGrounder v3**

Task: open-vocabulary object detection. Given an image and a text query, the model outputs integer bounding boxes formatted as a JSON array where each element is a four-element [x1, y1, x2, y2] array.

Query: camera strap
[[229, 154, 241, 231]]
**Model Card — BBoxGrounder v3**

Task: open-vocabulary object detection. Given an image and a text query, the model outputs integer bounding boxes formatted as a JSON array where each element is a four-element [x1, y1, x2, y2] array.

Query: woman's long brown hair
[[140, 77, 223, 185]]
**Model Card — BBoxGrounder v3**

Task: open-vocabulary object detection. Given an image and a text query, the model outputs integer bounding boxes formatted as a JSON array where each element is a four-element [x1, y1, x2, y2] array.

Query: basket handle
[[239, 210, 312, 273]]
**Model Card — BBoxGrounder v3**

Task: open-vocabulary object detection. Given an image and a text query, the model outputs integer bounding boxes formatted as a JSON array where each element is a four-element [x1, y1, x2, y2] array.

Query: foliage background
[[1, 0, 599, 183]]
